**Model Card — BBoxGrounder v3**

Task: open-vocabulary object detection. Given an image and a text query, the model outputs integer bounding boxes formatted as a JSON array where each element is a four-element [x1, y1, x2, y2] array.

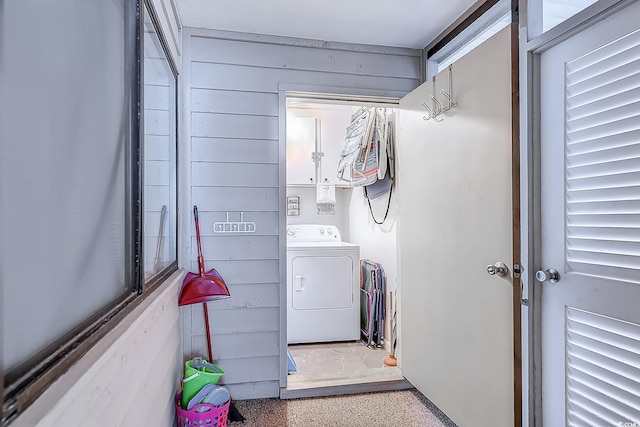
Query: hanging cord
[[364, 111, 394, 225], [365, 182, 393, 225]]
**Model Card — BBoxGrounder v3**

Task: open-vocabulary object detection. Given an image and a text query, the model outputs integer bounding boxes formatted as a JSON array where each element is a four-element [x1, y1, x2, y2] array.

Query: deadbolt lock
[[513, 263, 523, 279]]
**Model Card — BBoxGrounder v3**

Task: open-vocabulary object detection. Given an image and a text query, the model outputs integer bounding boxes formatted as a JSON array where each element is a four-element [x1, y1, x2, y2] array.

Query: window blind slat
[[565, 31, 640, 284], [569, 308, 640, 340], [568, 36, 640, 82], [568, 376, 640, 422], [566, 308, 640, 425], [568, 72, 640, 108], [567, 142, 640, 168], [567, 28, 640, 73], [568, 170, 640, 191], [568, 238, 640, 257], [567, 129, 640, 156], [567, 114, 640, 144], [567, 200, 640, 215], [568, 100, 640, 132], [568, 60, 640, 98], [568, 87, 640, 120], [571, 356, 640, 396], [567, 249, 640, 270], [568, 391, 621, 426], [568, 262, 640, 284], [568, 213, 640, 228], [567, 185, 640, 203], [567, 157, 640, 180], [568, 226, 640, 242], [567, 341, 640, 384]]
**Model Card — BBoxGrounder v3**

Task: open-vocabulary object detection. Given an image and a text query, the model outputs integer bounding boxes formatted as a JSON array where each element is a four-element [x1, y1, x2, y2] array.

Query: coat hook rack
[[214, 212, 256, 233], [422, 64, 455, 122]]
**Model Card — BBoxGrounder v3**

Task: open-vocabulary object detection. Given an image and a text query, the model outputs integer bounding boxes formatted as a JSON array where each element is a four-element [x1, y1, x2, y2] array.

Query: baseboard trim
[[280, 378, 413, 400]]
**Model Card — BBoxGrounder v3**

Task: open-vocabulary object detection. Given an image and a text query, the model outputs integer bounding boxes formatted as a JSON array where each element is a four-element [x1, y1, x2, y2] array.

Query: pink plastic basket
[[176, 392, 230, 427]]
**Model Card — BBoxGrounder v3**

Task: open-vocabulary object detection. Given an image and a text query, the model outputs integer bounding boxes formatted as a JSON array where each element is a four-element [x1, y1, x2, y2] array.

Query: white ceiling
[[177, 0, 479, 49]]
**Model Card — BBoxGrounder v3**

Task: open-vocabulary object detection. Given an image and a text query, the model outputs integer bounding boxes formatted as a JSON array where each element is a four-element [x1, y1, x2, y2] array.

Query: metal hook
[[421, 101, 433, 121], [423, 66, 455, 124], [431, 95, 443, 115], [442, 65, 455, 110], [440, 88, 452, 104], [431, 76, 444, 118]]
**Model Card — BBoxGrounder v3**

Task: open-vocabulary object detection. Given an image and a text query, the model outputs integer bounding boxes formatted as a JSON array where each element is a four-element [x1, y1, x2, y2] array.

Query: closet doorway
[[280, 93, 407, 398]]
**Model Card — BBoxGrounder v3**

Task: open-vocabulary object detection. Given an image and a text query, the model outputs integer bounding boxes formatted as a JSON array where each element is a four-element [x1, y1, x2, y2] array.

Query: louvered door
[[539, 3, 640, 426]]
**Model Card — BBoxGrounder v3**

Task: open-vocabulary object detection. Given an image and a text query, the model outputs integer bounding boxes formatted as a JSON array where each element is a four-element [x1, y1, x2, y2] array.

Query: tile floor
[[288, 341, 391, 374], [285, 341, 405, 393]]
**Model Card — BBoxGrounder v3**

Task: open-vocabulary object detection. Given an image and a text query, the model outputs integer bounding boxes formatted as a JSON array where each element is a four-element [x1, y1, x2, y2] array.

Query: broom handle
[[194, 206, 206, 276], [203, 302, 214, 362], [194, 205, 214, 362]]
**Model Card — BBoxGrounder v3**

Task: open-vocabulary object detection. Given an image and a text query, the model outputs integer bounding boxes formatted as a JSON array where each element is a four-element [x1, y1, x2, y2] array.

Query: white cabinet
[[317, 123, 343, 186], [285, 116, 347, 187], [286, 117, 318, 185]]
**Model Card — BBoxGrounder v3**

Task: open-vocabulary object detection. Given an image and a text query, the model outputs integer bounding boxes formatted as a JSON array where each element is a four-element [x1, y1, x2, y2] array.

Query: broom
[[179, 206, 245, 422]]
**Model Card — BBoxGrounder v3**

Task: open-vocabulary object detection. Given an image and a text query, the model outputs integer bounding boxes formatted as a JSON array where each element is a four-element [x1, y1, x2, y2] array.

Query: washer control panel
[[286, 224, 342, 242]]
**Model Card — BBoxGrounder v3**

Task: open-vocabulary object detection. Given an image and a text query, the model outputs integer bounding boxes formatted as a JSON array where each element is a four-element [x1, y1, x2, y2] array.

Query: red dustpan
[[179, 205, 230, 362]]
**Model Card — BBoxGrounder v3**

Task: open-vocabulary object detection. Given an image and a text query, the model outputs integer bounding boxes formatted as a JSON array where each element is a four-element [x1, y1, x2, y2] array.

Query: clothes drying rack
[[360, 259, 386, 348]]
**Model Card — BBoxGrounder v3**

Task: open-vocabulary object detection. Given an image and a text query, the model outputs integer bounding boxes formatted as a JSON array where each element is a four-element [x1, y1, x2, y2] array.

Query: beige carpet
[[230, 389, 456, 427]]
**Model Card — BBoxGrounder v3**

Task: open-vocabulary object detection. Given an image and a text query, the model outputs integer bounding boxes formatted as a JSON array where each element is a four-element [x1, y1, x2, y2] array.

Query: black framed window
[[0, 0, 178, 423]]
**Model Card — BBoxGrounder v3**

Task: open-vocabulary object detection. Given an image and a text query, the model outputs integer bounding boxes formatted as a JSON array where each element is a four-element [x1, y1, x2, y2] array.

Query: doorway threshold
[[280, 367, 412, 399]]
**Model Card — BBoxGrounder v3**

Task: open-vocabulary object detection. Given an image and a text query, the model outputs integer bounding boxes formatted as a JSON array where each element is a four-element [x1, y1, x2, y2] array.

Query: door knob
[[535, 268, 559, 284], [487, 262, 508, 277]]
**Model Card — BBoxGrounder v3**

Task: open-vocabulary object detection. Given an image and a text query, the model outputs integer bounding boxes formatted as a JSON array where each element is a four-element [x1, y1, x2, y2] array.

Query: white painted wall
[[10, 273, 183, 427], [348, 188, 397, 291], [180, 27, 421, 398], [286, 186, 353, 239], [348, 183, 398, 350]]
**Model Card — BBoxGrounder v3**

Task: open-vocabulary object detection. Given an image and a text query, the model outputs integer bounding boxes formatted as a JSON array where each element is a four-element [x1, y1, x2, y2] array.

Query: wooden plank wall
[[181, 28, 422, 399]]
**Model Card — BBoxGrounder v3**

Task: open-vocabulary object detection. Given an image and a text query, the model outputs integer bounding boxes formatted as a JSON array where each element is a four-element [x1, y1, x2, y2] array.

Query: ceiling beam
[[422, 0, 501, 57]]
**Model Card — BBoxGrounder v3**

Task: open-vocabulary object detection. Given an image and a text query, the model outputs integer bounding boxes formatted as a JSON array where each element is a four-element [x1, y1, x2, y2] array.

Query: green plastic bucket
[[181, 360, 225, 409]]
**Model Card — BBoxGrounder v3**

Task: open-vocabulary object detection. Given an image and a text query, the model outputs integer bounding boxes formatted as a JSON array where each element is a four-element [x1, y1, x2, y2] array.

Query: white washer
[[286, 224, 360, 344]]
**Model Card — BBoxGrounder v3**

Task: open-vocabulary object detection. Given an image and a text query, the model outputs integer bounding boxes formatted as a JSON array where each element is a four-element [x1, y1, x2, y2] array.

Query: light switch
[[287, 196, 300, 216]]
